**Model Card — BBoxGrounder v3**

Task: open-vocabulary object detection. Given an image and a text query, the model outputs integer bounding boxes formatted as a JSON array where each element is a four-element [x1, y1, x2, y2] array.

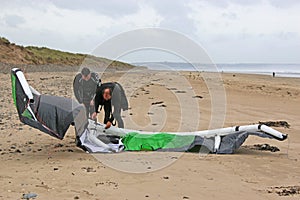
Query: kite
[[11, 68, 287, 154]]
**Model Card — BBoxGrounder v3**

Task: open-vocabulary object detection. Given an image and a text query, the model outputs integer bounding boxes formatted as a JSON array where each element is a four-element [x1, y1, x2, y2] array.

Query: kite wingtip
[[281, 134, 288, 141]]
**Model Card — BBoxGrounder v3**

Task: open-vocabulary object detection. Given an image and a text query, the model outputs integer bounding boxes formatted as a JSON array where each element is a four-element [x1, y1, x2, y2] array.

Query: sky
[[1, 0, 300, 63]]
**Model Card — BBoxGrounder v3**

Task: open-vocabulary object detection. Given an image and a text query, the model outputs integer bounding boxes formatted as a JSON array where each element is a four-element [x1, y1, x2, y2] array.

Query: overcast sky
[[1, 0, 300, 63]]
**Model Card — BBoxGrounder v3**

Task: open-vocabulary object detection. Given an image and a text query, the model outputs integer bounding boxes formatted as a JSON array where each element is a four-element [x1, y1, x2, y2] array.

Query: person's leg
[[89, 104, 95, 118], [113, 105, 124, 128], [112, 85, 124, 128], [83, 102, 90, 118]]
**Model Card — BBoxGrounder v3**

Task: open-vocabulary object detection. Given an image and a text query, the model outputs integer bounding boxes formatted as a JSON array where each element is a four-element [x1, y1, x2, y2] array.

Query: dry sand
[[0, 69, 299, 200]]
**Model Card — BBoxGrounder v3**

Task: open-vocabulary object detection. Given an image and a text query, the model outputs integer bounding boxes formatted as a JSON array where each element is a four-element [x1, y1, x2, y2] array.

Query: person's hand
[[91, 112, 97, 120], [90, 100, 94, 106], [105, 121, 112, 129]]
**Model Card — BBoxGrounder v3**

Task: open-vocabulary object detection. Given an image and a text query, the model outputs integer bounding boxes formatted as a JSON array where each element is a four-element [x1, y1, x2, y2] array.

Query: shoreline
[[1, 62, 299, 78], [146, 69, 300, 78], [133, 62, 300, 78]]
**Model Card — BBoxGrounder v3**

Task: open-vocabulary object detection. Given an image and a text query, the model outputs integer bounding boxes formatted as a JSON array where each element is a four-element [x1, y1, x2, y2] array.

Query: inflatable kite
[[11, 68, 287, 154]]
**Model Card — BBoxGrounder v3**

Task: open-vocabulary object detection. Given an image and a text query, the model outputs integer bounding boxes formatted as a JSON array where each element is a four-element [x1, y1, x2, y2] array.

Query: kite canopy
[[11, 68, 87, 139], [11, 68, 287, 154]]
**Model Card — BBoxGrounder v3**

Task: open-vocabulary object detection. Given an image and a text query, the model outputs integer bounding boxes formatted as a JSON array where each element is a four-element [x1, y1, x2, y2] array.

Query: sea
[[133, 62, 300, 78]]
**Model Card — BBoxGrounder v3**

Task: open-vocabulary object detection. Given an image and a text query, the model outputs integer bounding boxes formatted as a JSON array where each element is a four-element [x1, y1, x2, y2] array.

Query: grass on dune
[[0, 36, 136, 69]]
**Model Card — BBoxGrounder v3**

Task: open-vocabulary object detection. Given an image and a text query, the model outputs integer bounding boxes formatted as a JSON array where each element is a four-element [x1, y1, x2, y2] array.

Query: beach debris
[[151, 101, 164, 105], [267, 186, 300, 196], [255, 144, 280, 152], [175, 90, 186, 93], [54, 143, 64, 148], [22, 192, 37, 199], [192, 95, 203, 99], [259, 121, 290, 128], [167, 87, 177, 90], [74, 196, 80, 199], [35, 182, 51, 190], [158, 104, 167, 107], [96, 181, 118, 188], [82, 167, 96, 173], [244, 144, 280, 152], [15, 149, 22, 153], [95, 182, 104, 186]]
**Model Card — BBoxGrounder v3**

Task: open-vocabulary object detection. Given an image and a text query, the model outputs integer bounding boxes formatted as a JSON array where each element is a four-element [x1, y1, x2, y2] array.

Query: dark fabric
[[73, 72, 100, 103], [12, 70, 46, 134], [111, 84, 124, 128], [217, 132, 249, 154], [157, 136, 215, 152], [12, 69, 88, 140], [36, 95, 87, 139], [216, 131, 274, 154], [14, 73, 28, 117], [117, 83, 128, 111]]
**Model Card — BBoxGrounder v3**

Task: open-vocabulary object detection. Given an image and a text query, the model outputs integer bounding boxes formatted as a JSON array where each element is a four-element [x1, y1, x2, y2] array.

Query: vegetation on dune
[[0, 37, 10, 45], [25, 46, 86, 65], [0, 36, 135, 69]]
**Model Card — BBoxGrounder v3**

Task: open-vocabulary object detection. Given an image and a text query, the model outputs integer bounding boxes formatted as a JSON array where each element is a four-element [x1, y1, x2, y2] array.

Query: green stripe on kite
[[22, 108, 34, 120], [122, 132, 195, 151], [11, 73, 17, 107]]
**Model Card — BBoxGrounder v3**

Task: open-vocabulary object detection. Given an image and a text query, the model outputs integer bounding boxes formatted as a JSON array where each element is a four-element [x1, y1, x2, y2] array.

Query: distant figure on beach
[[91, 82, 128, 129], [73, 67, 100, 118], [273, 72, 276, 77]]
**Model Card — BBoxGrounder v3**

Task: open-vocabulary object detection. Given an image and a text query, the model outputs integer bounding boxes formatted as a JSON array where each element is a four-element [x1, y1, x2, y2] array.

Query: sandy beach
[[0, 69, 299, 200]]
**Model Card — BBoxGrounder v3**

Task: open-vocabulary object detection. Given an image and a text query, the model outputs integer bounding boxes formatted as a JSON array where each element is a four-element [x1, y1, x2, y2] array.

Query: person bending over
[[91, 82, 128, 129]]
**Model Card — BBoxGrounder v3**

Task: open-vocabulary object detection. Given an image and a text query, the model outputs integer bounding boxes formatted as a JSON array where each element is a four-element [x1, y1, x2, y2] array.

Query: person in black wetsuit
[[73, 67, 100, 118], [91, 82, 128, 129]]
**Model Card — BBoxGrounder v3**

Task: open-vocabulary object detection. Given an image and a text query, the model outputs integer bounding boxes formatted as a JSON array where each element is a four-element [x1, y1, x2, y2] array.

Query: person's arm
[[93, 73, 101, 91], [91, 87, 102, 120], [89, 73, 99, 101], [94, 88, 101, 113], [104, 101, 114, 124], [73, 75, 82, 103]]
